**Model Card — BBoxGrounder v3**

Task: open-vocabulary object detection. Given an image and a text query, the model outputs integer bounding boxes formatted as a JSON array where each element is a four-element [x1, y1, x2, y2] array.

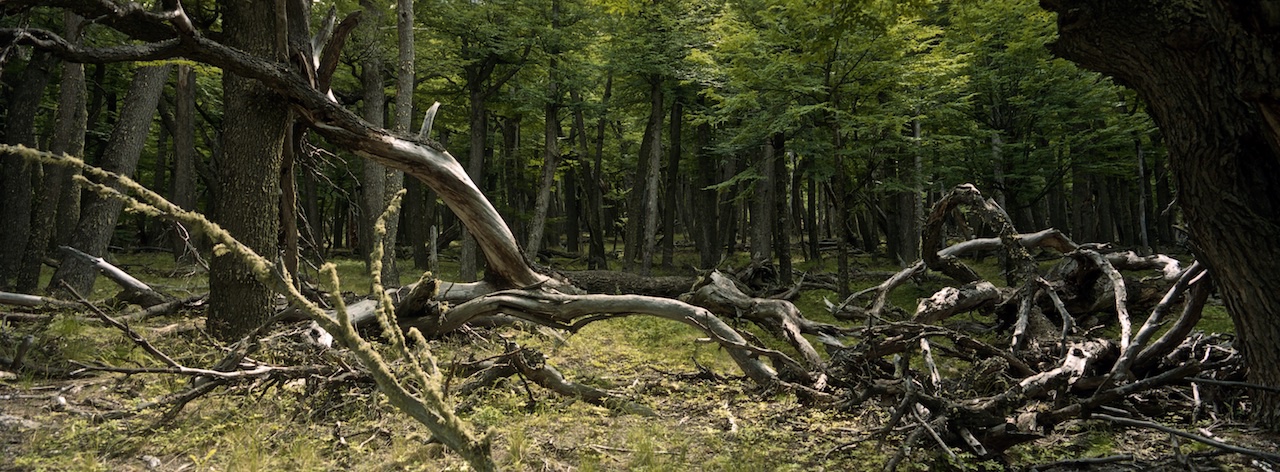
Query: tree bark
[[208, 0, 287, 341], [587, 75, 611, 269], [772, 133, 792, 285], [640, 79, 664, 275], [1042, 0, 1280, 427], [526, 56, 560, 258], [0, 51, 55, 291], [171, 64, 198, 262], [48, 64, 171, 297], [662, 99, 682, 268], [16, 13, 86, 294]]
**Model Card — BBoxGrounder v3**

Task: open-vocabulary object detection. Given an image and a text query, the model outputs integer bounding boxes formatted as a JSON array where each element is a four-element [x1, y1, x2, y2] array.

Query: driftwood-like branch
[[684, 271, 834, 379], [58, 245, 172, 307], [1091, 413, 1280, 463], [0, 291, 80, 309]]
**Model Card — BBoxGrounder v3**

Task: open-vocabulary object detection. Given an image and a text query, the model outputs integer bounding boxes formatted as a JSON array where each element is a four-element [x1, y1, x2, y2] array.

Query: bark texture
[[1041, 0, 1280, 427], [49, 63, 170, 296], [0, 51, 54, 291], [209, 0, 288, 341]]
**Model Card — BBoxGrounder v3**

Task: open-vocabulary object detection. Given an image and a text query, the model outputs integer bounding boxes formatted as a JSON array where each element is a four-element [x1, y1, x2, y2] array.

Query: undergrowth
[[0, 247, 1258, 471]]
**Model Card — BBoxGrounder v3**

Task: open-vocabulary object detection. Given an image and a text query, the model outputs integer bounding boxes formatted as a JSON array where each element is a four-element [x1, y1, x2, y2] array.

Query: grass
[[0, 243, 1254, 471]]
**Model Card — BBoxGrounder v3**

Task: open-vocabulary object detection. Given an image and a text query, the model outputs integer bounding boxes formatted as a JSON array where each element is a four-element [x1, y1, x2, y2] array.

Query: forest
[[1, 0, 1279, 470]]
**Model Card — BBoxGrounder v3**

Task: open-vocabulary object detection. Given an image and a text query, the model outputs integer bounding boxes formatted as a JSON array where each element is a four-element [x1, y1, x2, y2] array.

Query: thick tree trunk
[[208, 0, 287, 341], [0, 51, 55, 291], [1043, 0, 1280, 427], [751, 144, 774, 264], [48, 64, 170, 297], [358, 0, 394, 286]]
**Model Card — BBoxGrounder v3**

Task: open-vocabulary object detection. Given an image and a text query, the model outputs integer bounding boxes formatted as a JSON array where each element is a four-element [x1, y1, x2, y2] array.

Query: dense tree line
[[0, 0, 1170, 289]]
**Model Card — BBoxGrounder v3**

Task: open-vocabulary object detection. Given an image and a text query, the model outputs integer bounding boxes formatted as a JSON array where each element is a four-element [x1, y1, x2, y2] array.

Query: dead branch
[[683, 271, 835, 379], [1075, 249, 1132, 355], [58, 245, 172, 307], [1091, 413, 1280, 463], [62, 281, 180, 369], [1134, 266, 1211, 371], [0, 291, 80, 309]]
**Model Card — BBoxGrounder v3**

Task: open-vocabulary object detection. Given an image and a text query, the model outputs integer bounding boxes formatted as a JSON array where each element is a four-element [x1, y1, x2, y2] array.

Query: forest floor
[[1, 246, 1277, 471]]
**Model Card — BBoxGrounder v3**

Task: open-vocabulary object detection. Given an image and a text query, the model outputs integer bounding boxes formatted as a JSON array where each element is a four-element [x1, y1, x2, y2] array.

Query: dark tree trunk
[[0, 51, 55, 291], [16, 13, 85, 294], [750, 144, 774, 264], [772, 133, 792, 285], [1043, 0, 1280, 427], [694, 105, 719, 269], [460, 86, 488, 281], [208, 0, 287, 341], [49, 64, 171, 297], [661, 99, 682, 268]]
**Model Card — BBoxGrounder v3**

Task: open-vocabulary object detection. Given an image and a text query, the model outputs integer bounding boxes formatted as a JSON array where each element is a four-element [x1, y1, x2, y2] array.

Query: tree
[[16, 12, 87, 294], [48, 63, 170, 296], [0, 50, 54, 291], [1040, 0, 1280, 427], [209, 0, 290, 341]]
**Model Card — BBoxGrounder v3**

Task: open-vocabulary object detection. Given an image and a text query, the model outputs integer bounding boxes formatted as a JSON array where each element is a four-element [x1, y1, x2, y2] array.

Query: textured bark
[[640, 79, 664, 275], [358, 0, 388, 278], [16, 13, 86, 294], [1042, 0, 1280, 427], [526, 57, 560, 258], [48, 64, 170, 297], [0, 51, 55, 291], [208, 0, 287, 341]]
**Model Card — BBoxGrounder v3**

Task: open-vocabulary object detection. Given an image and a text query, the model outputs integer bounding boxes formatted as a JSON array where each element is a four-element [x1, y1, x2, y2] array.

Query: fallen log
[[0, 291, 80, 309], [58, 246, 172, 307]]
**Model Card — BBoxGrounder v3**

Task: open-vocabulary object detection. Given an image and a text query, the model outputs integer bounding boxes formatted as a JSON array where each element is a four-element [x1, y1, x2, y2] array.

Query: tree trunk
[[208, 0, 287, 341], [358, 0, 390, 285], [171, 64, 199, 262], [587, 75, 611, 270], [383, 0, 416, 284], [751, 145, 774, 264], [772, 133, 792, 285], [1043, 0, 1280, 427], [640, 79, 664, 275], [661, 99, 682, 268], [48, 64, 170, 297], [461, 86, 488, 281], [526, 57, 560, 258], [0, 51, 55, 291], [694, 104, 719, 269], [16, 13, 85, 294]]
